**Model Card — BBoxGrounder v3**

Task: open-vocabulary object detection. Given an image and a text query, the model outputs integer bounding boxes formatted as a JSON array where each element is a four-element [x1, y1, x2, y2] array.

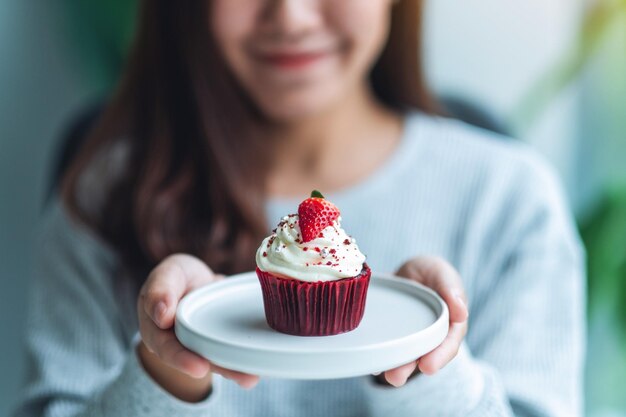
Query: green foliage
[[61, 0, 138, 92], [511, 0, 626, 134], [579, 186, 626, 340]]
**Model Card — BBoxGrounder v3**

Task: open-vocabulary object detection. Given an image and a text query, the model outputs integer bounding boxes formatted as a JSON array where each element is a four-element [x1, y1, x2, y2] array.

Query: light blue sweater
[[13, 113, 585, 417]]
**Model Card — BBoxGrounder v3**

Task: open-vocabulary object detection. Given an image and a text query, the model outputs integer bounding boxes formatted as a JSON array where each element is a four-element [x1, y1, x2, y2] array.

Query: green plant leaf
[[510, 0, 626, 134], [579, 185, 626, 341]]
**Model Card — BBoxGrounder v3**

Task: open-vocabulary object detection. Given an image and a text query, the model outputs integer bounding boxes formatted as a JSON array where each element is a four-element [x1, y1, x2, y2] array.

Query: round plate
[[175, 271, 448, 379]]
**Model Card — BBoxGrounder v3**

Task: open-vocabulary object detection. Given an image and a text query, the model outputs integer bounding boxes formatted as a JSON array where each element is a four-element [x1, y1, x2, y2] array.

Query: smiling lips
[[259, 50, 332, 70]]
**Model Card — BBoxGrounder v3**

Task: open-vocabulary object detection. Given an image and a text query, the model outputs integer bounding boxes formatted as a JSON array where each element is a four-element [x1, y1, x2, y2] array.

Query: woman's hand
[[378, 256, 469, 387], [137, 254, 259, 402]]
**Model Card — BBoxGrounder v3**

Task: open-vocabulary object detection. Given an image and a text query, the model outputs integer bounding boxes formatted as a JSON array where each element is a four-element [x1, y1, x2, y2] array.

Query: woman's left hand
[[378, 256, 469, 387]]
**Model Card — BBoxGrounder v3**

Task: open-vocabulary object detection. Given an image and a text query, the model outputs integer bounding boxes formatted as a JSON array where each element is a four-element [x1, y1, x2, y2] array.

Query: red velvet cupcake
[[255, 191, 370, 336]]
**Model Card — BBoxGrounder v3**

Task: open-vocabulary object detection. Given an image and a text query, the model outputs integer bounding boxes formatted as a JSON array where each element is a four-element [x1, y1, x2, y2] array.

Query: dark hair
[[61, 0, 439, 285]]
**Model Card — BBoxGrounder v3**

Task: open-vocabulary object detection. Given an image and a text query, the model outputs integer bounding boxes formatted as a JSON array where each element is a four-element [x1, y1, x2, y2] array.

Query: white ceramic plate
[[175, 271, 448, 379]]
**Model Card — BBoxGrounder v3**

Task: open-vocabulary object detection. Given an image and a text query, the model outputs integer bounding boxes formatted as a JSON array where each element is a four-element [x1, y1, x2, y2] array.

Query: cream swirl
[[256, 214, 366, 282]]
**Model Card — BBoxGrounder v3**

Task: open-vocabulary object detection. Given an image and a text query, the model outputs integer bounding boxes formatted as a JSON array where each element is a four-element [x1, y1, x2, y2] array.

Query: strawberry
[[298, 190, 340, 242]]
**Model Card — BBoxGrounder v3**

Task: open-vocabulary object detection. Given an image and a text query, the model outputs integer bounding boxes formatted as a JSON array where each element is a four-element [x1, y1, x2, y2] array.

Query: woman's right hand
[[137, 254, 259, 402]]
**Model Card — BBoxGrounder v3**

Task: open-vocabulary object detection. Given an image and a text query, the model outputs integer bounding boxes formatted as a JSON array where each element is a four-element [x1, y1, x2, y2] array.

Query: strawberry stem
[[311, 190, 324, 199]]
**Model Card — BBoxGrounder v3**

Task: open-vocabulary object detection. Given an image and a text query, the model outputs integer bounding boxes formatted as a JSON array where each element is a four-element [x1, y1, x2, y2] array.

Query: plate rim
[[175, 271, 448, 355]]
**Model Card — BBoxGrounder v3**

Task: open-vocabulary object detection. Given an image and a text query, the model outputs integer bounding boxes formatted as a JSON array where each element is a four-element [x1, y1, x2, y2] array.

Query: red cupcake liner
[[256, 264, 371, 336]]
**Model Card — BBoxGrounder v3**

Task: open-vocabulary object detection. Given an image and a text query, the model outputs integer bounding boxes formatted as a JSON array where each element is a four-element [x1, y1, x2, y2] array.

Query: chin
[[262, 104, 323, 123], [256, 89, 342, 124]]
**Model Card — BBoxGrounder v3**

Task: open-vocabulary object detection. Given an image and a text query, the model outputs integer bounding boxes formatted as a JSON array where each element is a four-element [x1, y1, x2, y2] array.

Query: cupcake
[[256, 190, 370, 336]]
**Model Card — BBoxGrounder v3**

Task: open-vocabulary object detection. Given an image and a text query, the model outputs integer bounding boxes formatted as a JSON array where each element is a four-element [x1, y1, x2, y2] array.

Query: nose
[[261, 0, 323, 38]]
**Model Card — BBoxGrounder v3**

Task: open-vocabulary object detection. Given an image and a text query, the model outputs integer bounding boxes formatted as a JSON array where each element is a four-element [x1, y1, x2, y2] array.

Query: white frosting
[[256, 214, 366, 282]]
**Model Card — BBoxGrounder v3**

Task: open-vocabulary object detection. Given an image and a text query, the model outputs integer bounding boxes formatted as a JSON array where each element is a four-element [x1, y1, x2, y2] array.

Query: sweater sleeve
[[465, 154, 586, 417], [359, 152, 585, 417], [12, 201, 222, 417], [360, 342, 515, 416]]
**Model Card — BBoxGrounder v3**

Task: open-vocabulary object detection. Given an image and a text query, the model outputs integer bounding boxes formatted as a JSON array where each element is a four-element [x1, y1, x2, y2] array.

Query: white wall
[[424, 0, 584, 208]]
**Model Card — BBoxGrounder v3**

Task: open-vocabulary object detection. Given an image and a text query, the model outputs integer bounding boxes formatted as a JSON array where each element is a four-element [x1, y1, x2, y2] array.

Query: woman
[[14, 0, 585, 416]]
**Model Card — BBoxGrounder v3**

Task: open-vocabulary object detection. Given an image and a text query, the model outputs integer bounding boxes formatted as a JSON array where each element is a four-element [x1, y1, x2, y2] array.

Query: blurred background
[[0, 1, 624, 416]]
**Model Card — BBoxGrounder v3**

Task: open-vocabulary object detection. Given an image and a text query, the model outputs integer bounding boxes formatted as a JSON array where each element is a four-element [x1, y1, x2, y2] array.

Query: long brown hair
[[61, 0, 438, 285]]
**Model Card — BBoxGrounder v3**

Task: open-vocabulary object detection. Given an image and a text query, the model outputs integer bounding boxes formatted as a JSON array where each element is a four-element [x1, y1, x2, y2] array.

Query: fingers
[[382, 361, 418, 387], [211, 364, 260, 389], [137, 255, 219, 377], [379, 321, 467, 383], [138, 312, 260, 385], [396, 257, 469, 323], [418, 321, 467, 375], [140, 254, 220, 329], [140, 265, 184, 330], [136, 255, 257, 387], [139, 316, 211, 378]]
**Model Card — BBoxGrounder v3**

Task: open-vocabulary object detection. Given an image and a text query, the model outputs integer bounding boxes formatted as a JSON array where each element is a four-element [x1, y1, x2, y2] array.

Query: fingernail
[[389, 375, 407, 387], [153, 301, 167, 325], [188, 367, 210, 379], [451, 288, 463, 303], [455, 294, 468, 316], [240, 379, 258, 389]]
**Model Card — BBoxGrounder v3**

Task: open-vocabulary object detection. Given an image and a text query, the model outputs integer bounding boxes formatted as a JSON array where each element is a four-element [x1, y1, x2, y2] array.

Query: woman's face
[[211, 0, 394, 122]]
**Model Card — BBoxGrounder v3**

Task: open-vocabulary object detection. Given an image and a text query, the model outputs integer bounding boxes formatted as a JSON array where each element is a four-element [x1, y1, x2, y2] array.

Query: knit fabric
[[13, 113, 585, 417]]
